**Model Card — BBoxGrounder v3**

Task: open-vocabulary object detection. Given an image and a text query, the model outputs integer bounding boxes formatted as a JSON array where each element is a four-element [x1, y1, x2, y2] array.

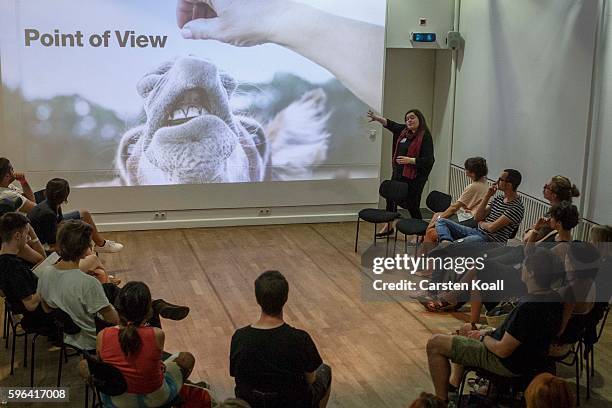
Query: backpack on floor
[[178, 383, 213, 408]]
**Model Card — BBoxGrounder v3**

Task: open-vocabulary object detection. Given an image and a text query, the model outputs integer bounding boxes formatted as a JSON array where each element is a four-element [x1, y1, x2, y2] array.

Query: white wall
[[586, 0, 612, 224], [451, 0, 600, 202]]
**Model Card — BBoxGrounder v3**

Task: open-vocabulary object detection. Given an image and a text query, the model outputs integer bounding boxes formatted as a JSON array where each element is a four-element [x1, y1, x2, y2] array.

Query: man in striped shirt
[[435, 169, 525, 244]]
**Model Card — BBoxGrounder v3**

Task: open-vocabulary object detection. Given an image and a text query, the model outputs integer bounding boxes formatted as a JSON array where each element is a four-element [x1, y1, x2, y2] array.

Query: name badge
[[400, 138, 407, 143]]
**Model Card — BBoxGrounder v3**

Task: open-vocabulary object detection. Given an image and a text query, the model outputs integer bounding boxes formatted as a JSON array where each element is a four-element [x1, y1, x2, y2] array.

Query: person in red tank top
[[96, 282, 197, 407]]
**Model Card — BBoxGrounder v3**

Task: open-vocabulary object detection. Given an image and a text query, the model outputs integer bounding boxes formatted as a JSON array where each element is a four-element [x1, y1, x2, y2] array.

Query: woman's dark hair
[[45, 178, 70, 207], [549, 201, 579, 231], [568, 242, 601, 280], [524, 248, 564, 288], [56, 220, 93, 262], [0, 158, 12, 180], [464, 157, 488, 179], [549, 175, 580, 202], [114, 281, 152, 356], [409, 392, 447, 408], [503, 168, 522, 191], [255, 270, 288, 316], [404, 109, 430, 134], [0, 212, 29, 243]]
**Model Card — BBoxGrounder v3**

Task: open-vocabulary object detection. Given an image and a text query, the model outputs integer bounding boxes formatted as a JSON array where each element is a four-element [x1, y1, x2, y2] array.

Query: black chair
[[53, 309, 85, 387], [82, 352, 128, 408], [83, 352, 182, 408], [354, 208, 400, 255], [393, 190, 452, 255], [581, 301, 610, 400], [3, 300, 54, 386], [457, 365, 543, 406], [34, 189, 46, 204], [552, 338, 584, 406]]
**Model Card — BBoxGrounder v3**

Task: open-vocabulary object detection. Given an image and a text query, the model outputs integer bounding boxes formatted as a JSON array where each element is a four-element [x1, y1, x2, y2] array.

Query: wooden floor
[[1, 222, 611, 407]]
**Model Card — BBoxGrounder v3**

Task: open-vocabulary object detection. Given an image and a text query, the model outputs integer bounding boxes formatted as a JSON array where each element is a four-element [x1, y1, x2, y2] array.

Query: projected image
[[0, 0, 385, 186]]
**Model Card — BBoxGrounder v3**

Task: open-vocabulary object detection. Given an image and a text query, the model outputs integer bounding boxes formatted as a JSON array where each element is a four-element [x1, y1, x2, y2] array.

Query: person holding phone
[[367, 109, 435, 236]]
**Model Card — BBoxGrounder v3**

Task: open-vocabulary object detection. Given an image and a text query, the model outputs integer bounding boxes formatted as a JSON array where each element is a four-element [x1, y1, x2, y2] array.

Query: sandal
[[424, 298, 459, 312]]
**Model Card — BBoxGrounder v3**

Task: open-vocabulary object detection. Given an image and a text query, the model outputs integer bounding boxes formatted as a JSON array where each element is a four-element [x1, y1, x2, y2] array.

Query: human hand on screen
[[176, 0, 385, 108], [178, 0, 286, 46]]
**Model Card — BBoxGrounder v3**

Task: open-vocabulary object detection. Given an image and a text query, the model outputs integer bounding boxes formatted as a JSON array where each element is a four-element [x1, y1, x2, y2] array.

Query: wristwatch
[[479, 334, 486, 342]]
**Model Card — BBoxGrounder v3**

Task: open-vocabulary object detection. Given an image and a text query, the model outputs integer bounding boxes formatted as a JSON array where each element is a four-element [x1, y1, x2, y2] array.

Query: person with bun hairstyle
[[523, 175, 580, 243], [367, 109, 435, 236], [96, 281, 196, 407]]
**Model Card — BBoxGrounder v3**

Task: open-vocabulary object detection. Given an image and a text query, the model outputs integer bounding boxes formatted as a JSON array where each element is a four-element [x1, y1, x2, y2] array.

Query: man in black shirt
[[230, 270, 331, 408], [0, 212, 52, 332], [426, 248, 563, 402]]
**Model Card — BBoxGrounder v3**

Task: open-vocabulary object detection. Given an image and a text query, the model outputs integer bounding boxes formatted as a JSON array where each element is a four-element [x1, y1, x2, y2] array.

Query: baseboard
[[93, 204, 376, 232]]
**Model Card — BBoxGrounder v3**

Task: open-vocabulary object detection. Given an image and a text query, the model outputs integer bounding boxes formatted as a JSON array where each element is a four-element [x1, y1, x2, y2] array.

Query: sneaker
[[152, 299, 190, 321], [94, 240, 124, 253]]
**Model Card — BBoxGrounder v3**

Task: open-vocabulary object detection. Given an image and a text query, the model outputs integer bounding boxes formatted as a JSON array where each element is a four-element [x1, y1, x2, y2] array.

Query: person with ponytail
[[97, 281, 196, 407], [367, 109, 435, 235]]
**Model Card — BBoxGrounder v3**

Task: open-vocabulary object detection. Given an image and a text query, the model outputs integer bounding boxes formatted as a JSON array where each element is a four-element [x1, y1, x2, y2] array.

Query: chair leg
[[85, 384, 89, 408], [393, 228, 398, 255], [576, 348, 580, 406], [30, 333, 40, 387], [354, 217, 360, 252], [404, 234, 408, 254], [385, 222, 391, 256], [10, 323, 16, 375], [57, 343, 64, 387], [586, 345, 591, 400], [414, 235, 420, 257], [457, 369, 469, 405], [23, 332, 28, 368], [3, 307, 8, 344], [373, 223, 377, 247], [591, 346, 595, 377]]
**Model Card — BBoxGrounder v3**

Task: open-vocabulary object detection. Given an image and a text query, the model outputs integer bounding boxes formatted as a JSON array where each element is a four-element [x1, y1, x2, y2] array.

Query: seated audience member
[[426, 249, 563, 402], [38, 220, 189, 351], [0, 158, 36, 214], [551, 242, 601, 355], [524, 373, 575, 408], [37, 220, 120, 350], [408, 392, 447, 408], [94, 281, 195, 408], [430, 201, 578, 315], [28, 178, 123, 253], [230, 271, 332, 408], [523, 176, 580, 244], [590, 225, 612, 302], [434, 169, 524, 244], [0, 212, 53, 332], [423, 157, 489, 245]]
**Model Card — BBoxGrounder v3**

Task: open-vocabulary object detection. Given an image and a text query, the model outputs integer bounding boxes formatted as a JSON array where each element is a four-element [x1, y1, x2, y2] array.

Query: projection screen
[[0, 0, 385, 212]]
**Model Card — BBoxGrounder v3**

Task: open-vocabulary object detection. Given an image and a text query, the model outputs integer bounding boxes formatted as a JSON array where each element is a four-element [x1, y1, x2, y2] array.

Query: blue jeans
[[435, 218, 488, 243]]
